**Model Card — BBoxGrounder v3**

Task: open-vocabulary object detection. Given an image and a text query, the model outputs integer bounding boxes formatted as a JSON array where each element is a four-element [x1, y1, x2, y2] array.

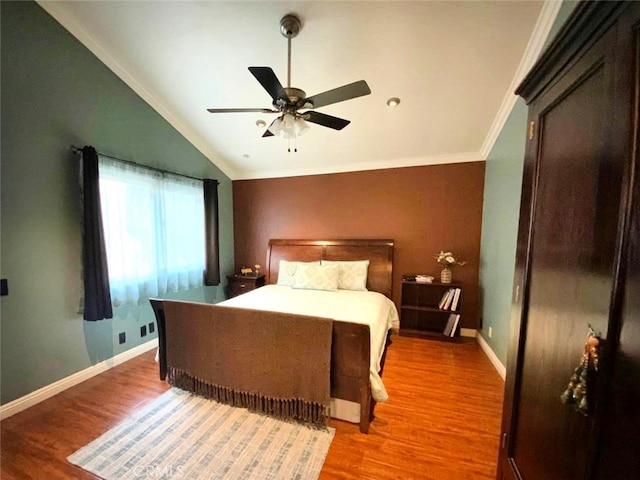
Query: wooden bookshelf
[[400, 278, 464, 341]]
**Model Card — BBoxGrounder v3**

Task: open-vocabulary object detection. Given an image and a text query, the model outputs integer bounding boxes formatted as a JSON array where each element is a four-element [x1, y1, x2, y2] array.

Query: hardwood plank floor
[[1, 335, 504, 479]]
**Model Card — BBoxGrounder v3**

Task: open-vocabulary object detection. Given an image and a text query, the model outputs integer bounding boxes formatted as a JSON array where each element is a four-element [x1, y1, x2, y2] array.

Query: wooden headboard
[[266, 239, 394, 298]]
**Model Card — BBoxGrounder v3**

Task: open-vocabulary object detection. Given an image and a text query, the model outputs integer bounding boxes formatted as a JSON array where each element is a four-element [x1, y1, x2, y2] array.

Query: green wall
[[0, 1, 234, 404], [478, 100, 528, 363], [478, 0, 579, 366]]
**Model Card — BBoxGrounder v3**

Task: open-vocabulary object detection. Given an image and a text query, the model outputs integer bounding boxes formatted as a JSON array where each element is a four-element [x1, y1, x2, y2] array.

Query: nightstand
[[226, 274, 266, 299]]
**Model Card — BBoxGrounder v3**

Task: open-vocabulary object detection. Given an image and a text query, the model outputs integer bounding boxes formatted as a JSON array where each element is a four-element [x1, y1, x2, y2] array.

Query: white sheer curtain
[[98, 157, 205, 306]]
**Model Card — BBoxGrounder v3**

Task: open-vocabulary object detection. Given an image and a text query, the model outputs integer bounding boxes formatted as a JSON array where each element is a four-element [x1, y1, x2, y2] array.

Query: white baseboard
[[0, 339, 158, 421], [476, 333, 506, 380], [460, 328, 476, 338]]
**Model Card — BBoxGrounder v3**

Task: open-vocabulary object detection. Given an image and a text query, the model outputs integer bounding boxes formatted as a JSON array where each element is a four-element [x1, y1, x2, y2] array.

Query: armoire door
[[500, 9, 630, 480]]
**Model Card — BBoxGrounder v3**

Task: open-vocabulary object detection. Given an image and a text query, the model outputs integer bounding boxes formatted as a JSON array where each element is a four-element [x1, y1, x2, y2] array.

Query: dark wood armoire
[[498, 2, 639, 480]]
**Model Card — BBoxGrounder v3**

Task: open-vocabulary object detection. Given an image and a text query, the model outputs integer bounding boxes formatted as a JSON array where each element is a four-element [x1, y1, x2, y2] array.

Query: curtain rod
[[71, 145, 218, 184]]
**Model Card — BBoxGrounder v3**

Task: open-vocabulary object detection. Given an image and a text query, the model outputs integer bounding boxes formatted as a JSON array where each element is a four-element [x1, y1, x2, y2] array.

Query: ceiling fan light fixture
[[386, 97, 401, 107], [295, 117, 310, 136], [277, 113, 310, 139], [269, 116, 284, 136], [283, 113, 295, 132]]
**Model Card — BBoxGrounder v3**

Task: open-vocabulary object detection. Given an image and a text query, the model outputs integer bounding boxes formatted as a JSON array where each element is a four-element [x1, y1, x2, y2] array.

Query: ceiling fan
[[207, 14, 371, 140]]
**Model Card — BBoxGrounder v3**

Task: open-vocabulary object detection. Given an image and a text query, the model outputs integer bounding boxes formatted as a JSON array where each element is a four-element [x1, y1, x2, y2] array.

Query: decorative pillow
[[292, 263, 339, 291], [321, 260, 370, 291], [276, 260, 320, 286]]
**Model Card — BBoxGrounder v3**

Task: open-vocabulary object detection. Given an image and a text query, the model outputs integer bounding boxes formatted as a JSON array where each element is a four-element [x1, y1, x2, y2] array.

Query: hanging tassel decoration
[[560, 329, 600, 416]]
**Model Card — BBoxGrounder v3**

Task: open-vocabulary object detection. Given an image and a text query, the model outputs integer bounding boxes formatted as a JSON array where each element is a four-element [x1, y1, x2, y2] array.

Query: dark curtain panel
[[204, 179, 220, 285], [81, 146, 113, 320]]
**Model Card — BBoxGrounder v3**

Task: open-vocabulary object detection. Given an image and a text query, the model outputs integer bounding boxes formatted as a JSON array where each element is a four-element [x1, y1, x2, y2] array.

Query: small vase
[[441, 267, 452, 284]]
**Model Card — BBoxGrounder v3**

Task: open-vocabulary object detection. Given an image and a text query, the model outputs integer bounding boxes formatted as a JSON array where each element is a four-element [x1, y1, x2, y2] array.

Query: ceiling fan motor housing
[[282, 87, 306, 106]]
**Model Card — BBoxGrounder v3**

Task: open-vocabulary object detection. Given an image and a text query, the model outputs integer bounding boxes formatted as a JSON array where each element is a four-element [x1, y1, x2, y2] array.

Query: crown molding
[[480, 0, 563, 159], [233, 151, 485, 181], [35, 1, 238, 180]]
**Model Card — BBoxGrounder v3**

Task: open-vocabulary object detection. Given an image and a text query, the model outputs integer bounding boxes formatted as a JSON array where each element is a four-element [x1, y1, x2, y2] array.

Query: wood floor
[[1, 335, 504, 480]]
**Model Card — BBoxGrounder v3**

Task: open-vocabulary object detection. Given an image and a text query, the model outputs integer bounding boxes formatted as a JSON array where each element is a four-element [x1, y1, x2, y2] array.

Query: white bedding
[[219, 284, 399, 403]]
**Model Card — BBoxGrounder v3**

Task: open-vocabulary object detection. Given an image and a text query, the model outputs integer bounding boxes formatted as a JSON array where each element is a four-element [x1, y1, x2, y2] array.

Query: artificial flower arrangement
[[435, 251, 466, 283], [434, 251, 466, 268]]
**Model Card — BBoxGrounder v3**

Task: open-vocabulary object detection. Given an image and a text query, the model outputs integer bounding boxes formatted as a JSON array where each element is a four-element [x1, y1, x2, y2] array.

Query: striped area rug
[[67, 388, 335, 479]]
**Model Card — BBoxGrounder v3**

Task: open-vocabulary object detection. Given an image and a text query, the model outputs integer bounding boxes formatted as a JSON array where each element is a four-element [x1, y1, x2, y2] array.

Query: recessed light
[[386, 97, 401, 107], [256, 119, 267, 128]]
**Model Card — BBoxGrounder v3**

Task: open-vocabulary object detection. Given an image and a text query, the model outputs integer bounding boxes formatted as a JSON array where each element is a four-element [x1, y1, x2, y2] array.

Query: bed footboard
[[150, 299, 381, 433], [331, 321, 371, 433]]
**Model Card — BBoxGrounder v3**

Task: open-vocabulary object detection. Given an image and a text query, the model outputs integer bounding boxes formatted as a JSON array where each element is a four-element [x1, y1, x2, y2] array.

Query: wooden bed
[[151, 238, 394, 433]]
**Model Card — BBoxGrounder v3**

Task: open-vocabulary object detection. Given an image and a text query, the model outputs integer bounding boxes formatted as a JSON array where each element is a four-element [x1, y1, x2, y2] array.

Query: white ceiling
[[38, 1, 557, 180]]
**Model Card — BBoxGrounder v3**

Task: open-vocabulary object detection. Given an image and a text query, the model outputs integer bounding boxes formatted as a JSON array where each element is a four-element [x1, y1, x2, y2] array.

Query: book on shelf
[[415, 274, 434, 283], [449, 314, 461, 337], [443, 313, 461, 337], [443, 313, 458, 336], [442, 288, 455, 310], [438, 289, 451, 309], [437, 287, 461, 311], [450, 288, 461, 311]]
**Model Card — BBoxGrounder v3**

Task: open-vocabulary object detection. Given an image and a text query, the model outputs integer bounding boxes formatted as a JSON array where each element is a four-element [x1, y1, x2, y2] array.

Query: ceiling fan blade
[[305, 111, 351, 130], [206, 108, 278, 113], [304, 80, 371, 109], [262, 118, 279, 137], [248, 67, 289, 104]]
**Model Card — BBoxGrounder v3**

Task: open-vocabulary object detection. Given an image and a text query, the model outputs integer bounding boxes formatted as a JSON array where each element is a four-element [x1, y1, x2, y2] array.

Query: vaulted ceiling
[[39, 1, 555, 180]]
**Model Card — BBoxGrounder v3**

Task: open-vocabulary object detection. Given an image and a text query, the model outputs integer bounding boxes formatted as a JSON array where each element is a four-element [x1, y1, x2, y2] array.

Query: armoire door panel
[[499, 3, 639, 480], [591, 5, 640, 478], [509, 30, 622, 480]]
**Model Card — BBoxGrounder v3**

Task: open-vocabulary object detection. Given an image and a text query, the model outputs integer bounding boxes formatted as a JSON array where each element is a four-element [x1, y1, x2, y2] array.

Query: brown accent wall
[[232, 162, 485, 330]]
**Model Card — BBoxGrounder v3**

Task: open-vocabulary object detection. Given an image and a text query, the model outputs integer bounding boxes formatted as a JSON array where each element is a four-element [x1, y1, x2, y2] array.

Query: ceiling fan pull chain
[[286, 136, 298, 153]]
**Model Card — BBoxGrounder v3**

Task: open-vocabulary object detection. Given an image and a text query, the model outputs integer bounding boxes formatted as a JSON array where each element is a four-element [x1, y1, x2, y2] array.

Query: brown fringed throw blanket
[[162, 300, 333, 426]]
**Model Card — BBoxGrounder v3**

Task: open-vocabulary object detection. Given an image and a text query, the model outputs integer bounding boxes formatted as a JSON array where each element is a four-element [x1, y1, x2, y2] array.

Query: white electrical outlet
[[488, 327, 493, 338]]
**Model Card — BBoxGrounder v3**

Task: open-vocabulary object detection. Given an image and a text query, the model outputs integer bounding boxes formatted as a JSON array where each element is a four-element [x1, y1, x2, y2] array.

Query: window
[[98, 157, 205, 306]]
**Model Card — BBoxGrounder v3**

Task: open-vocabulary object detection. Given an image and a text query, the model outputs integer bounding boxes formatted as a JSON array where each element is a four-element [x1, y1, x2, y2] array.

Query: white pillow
[[321, 260, 369, 291], [276, 260, 320, 286], [292, 263, 339, 291]]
